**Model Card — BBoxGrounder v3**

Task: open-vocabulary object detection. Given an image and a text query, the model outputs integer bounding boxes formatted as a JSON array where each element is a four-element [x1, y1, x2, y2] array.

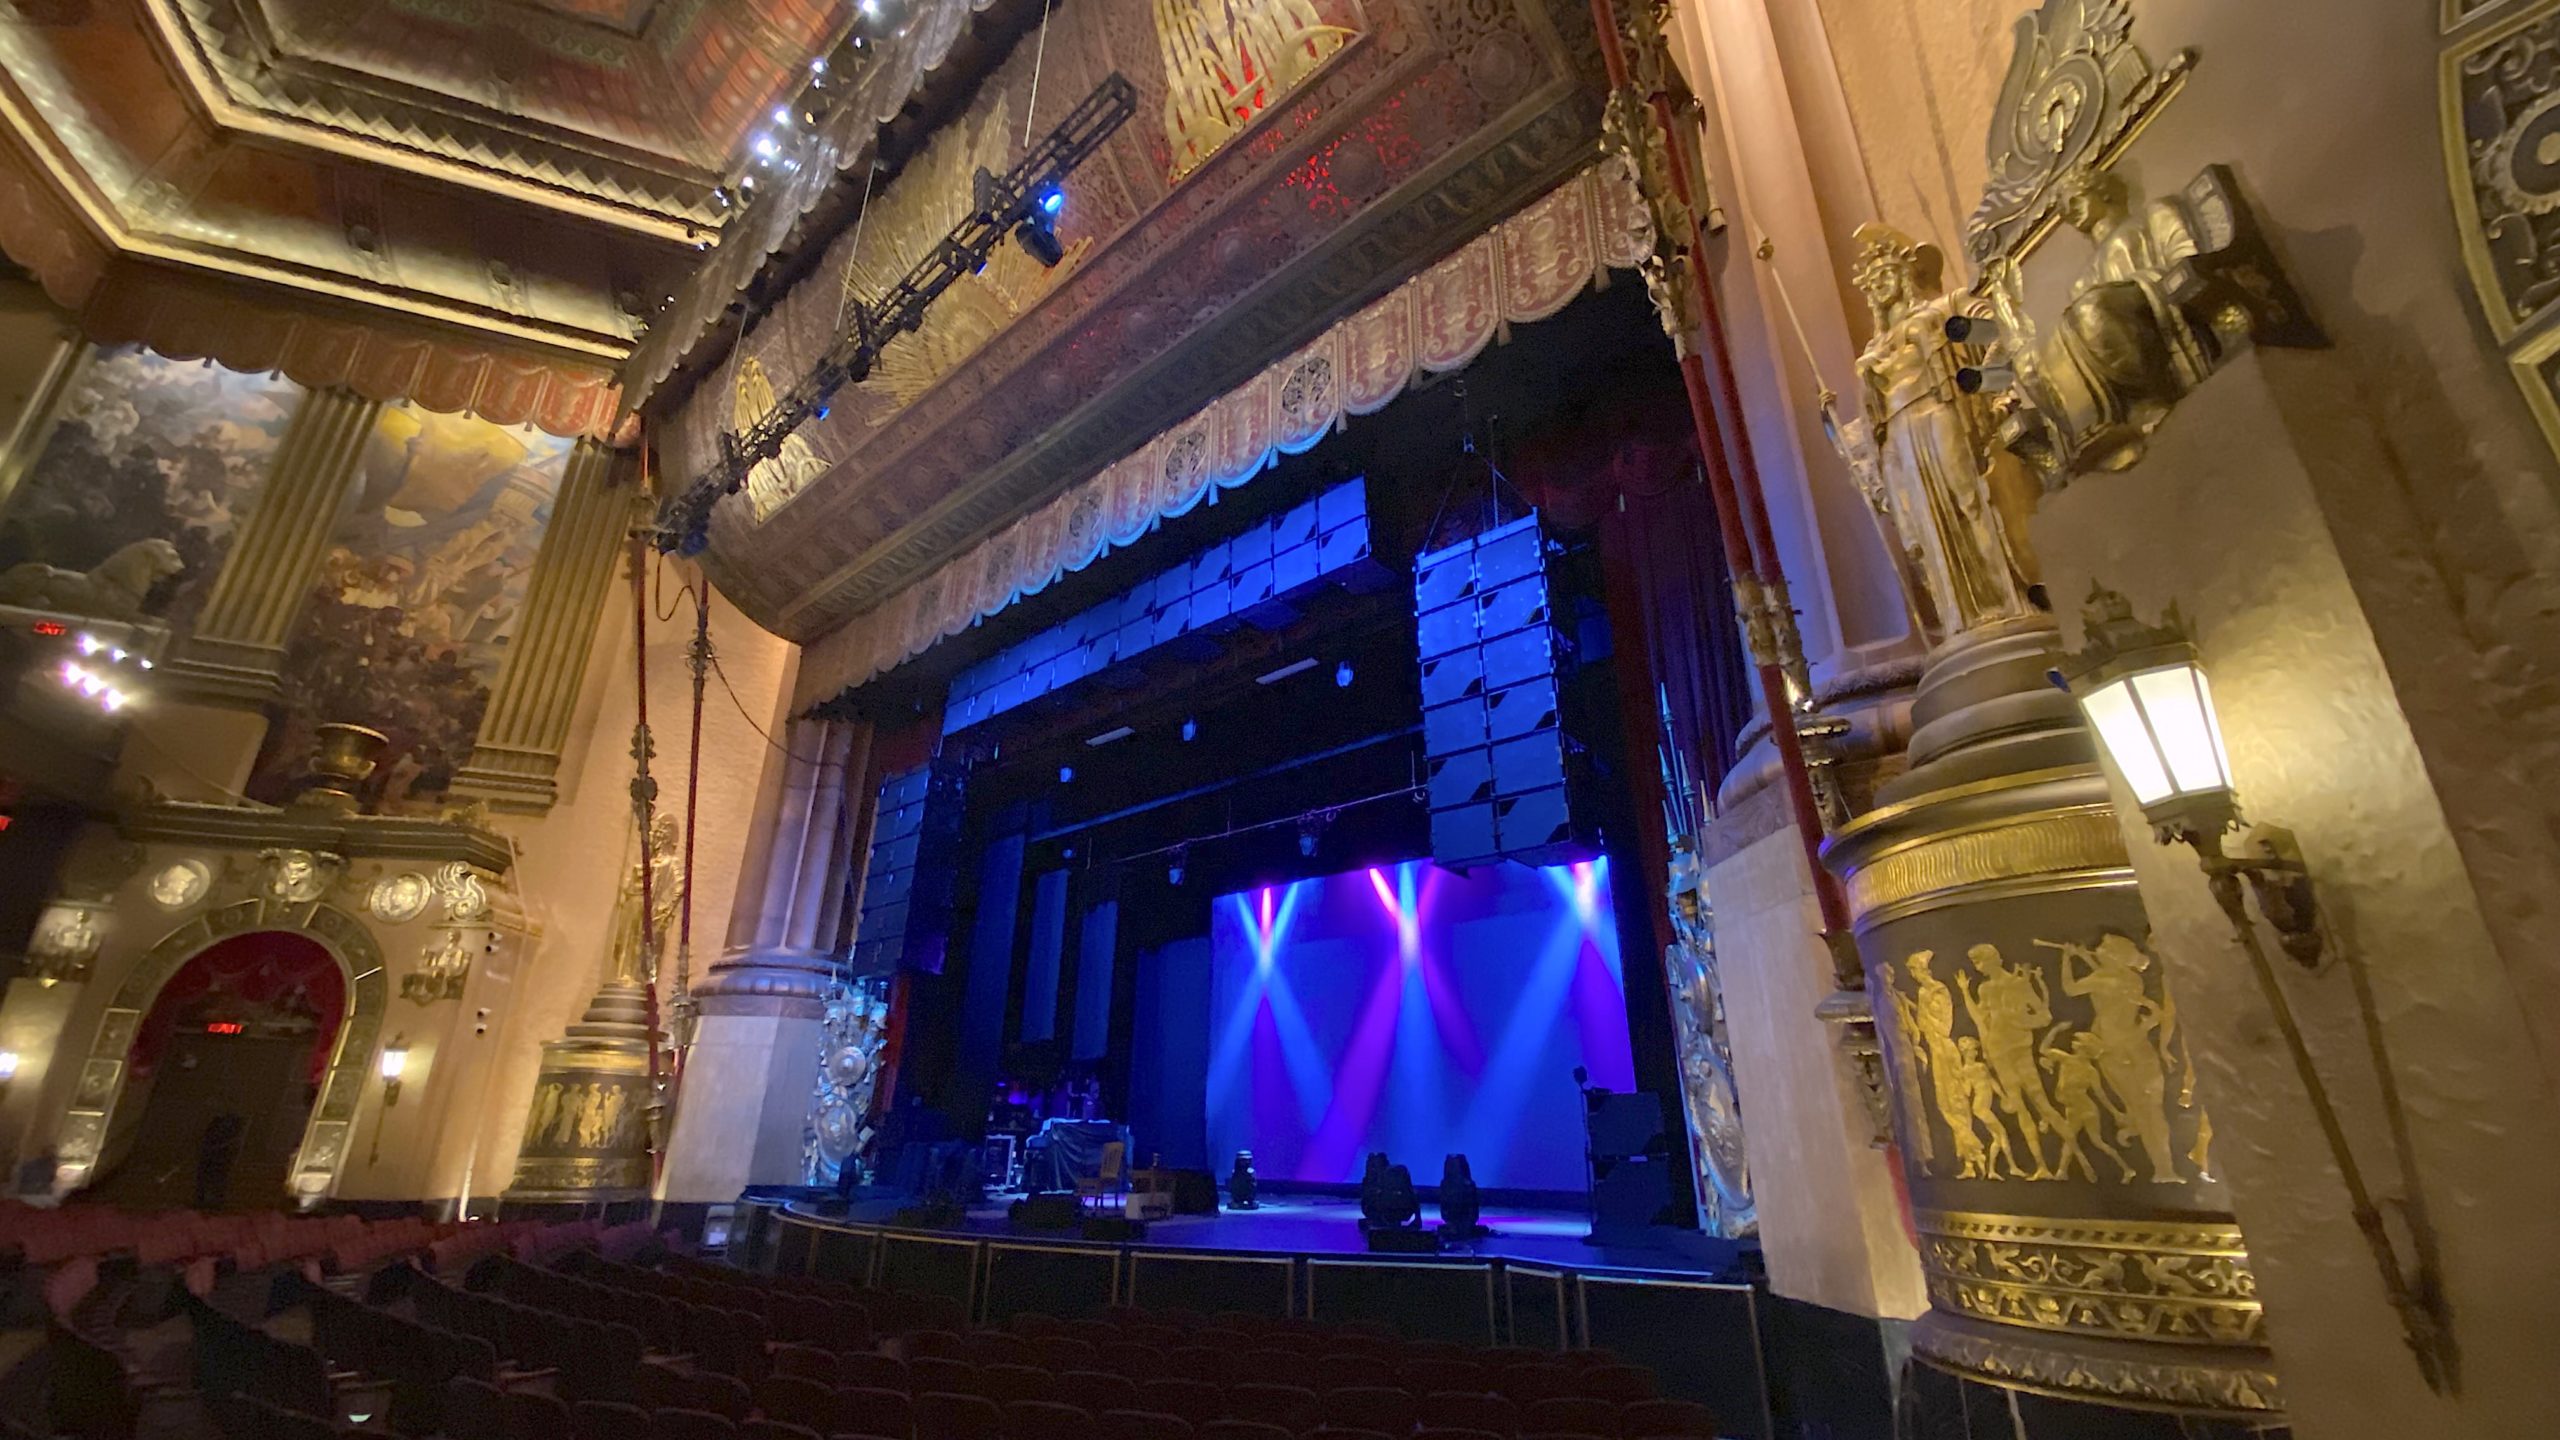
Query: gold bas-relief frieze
[[1913, 1321, 2282, 1416], [1916, 1209, 2261, 1348]]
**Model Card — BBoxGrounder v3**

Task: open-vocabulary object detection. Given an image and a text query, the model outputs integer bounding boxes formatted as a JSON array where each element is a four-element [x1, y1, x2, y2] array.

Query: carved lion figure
[[0, 537, 184, 621]]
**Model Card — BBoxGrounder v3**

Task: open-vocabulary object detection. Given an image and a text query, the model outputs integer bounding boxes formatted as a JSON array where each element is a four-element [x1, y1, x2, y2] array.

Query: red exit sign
[[205, 1022, 244, 1035], [30, 621, 64, 636]]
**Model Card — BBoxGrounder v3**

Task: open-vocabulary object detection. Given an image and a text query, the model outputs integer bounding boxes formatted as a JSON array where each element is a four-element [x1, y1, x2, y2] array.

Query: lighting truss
[[657, 73, 1138, 554]]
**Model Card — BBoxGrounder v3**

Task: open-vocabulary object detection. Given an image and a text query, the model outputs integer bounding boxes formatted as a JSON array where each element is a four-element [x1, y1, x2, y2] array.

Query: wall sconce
[[378, 1035, 410, 1106], [0, 1051, 18, 1084], [2053, 585, 2323, 965], [2055, 583, 2452, 1392]]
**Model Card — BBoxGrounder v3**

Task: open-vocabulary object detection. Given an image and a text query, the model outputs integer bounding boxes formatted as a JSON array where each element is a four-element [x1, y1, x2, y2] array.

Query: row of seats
[[0, 1200, 459, 1270], [535, 1252, 1721, 1440]]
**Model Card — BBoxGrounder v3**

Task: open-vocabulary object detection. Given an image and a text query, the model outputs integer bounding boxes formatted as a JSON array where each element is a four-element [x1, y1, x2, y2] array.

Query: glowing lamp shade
[[2075, 659, 2234, 826], [378, 1039, 409, 1083], [0, 1051, 18, 1081]]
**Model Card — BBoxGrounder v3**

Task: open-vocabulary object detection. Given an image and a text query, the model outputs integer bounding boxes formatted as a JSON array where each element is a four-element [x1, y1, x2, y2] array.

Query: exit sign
[[205, 1022, 244, 1035]]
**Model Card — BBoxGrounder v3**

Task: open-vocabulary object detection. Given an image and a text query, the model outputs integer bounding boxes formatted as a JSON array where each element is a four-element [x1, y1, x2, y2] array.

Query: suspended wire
[[1022, 0, 1056, 149]]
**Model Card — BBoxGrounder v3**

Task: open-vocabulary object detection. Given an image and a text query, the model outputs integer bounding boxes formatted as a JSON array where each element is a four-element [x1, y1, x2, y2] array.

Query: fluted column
[[450, 440, 636, 813], [161, 388, 380, 706], [659, 715, 869, 1203]]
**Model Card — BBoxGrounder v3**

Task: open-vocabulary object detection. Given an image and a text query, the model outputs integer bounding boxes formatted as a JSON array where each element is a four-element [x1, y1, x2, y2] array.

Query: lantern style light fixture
[[0, 1050, 18, 1083], [2053, 584, 2320, 966], [378, 1035, 411, 1105], [2055, 583, 2451, 1389]]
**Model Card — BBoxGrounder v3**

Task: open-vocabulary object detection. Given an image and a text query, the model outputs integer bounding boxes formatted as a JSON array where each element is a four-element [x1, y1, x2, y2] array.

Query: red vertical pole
[[1588, 0, 1852, 941]]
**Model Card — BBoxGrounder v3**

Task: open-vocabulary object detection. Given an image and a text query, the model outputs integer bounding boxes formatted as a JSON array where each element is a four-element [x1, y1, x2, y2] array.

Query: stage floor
[[794, 1192, 1744, 1281]]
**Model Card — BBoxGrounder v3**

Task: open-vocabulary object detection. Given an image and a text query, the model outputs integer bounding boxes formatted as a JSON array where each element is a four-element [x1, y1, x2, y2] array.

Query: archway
[[89, 932, 345, 1210], [54, 898, 388, 1203]]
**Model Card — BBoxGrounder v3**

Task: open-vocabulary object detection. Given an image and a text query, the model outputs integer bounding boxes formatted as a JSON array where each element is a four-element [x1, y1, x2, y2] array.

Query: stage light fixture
[[1014, 214, 1065, 268], [1335, 660, 1354, 688], [1058, 764, 1076, 784], [1180, 716, 1198, 742], [773, 106, 792, 126], [1298, 815, 1321, 858], [1256, 658, 1318, 685], [1229, 1151, 1259, 1209], [1168, 846, 1189, 887], [1086, 725, 1135, 746], [1039, 186, 1065, 216]]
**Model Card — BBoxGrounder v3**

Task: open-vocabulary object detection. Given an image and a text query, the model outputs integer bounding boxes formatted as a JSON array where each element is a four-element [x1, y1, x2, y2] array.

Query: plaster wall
[[1705, 811, 1924, 1320]]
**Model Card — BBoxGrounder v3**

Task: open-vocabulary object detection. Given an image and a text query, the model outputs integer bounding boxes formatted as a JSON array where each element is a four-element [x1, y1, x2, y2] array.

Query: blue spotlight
[[1335, 660, 1354, 688], [1039, 186, 1065, 216], [1181, 716, 1198, 742], [1058, 764, 1075, 784]]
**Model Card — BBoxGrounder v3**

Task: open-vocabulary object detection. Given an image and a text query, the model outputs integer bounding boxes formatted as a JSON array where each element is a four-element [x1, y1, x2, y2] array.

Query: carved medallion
[[432, 861, 491, 923], [146, 859, 213, 911], [370, 872, 433, 924], [258, 848, 342, 903]]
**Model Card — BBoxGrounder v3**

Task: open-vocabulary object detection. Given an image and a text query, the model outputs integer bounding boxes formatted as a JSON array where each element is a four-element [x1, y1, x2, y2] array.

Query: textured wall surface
[[1707, 820, 1924, 1320]]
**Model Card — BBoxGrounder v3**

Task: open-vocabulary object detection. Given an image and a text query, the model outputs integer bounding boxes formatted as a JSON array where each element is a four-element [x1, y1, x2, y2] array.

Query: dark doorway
[[91, 931, 345, 1211]]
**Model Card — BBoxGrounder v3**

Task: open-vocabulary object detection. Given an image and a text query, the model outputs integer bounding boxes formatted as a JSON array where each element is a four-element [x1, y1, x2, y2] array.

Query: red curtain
[[130, 932, 346, 1086]]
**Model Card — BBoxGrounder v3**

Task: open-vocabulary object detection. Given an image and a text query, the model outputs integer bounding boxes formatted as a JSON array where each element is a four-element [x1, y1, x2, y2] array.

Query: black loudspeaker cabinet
[[1008, 1192, 1082, 1231], [1169, 1169, 1221, 1215]]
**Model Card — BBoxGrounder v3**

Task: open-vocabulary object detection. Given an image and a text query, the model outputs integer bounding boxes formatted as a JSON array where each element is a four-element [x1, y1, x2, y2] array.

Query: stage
[[728, 1189, 1784, 1440]]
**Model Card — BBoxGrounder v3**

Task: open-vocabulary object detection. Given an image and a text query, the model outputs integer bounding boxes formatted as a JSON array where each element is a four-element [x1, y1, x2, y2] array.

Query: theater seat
[[1614, 1399, 1717, 1438], [914, 1391, 1003, 1440], [1523, 1398, 1617, 1437], [1321, 1387, 1418, 1435], [1198, 1421, 1295, 1440], [1137, 1378, 1224, 1425], [1422, 1391, 1519, 1437], [1002, 1399, 1095, 1440], [838, 1385, 915, 1438], [653, 1409, 740, 1440], [1099, 1408, 1197, 1440]]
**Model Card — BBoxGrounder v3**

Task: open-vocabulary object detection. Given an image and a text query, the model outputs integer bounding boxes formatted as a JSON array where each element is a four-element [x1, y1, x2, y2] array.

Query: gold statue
[[1824, 224, 2041, 640], [1954, 1037, 2025, 1179], [2052, 933, 2180, 1182], [1903, 951, 1991, 1178], [608, 814, 684, 990], [734, 357, 832, 522], [1981, 163, 2324, 479], [2042, 1031, 2137, 1183], [1958, 943, 2066, 1177]]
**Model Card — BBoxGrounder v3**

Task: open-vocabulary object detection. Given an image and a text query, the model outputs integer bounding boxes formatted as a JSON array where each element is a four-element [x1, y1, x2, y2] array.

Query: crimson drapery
[[130, 931, 346, 1086]]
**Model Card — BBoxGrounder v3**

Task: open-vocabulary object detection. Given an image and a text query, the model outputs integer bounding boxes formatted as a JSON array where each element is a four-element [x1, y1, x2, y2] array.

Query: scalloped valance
[[793, 159, 1652, 709]]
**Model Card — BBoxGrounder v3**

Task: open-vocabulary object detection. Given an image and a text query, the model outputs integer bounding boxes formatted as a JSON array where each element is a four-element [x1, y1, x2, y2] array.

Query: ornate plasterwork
[[2444, 0, 2560, 461], [660, 0, 1610, 645]]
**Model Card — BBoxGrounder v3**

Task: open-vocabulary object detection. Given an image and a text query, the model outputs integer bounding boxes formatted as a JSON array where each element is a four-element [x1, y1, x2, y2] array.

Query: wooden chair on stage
[[1076, 1141, 1129, 1215]]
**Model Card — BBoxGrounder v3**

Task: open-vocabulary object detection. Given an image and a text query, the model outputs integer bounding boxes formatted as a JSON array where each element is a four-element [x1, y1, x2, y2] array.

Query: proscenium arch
[[55, 897, 388, 1203]]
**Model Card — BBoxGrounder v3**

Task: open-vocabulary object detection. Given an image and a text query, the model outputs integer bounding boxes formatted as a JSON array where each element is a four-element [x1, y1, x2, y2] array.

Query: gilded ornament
[[1657, 713, 1753, 1237], [146, 859, 213, 911], [1979, 164, 2323, 481], [1155, 0, 1355, 180], [803, 976, 895, 1183], [26, 904, 104, 987], [735, 356, 833, 522], [1823, 225, 2041, 640], [2443, 1, 2560, 459], [257, 848, 343, 903], [1884, 931, 2207, 1189], [404, 927, 475, 1005], [431, 861, 491, 924], [369, 872, 434, 924], [1964, 0, 2194, 265]]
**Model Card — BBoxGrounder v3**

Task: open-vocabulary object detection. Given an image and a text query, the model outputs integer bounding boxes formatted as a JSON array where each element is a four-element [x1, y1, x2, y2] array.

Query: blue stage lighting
[[1058, 764, 1075, 784], [1181, 717, 1198, 742], [1336, 661, 1354, 688], [1040, 186, 1065, 216]]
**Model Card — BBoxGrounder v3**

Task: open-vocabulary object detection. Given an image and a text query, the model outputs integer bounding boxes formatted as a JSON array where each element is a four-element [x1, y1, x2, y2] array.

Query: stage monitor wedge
[[1414, 511, 1596, 868]]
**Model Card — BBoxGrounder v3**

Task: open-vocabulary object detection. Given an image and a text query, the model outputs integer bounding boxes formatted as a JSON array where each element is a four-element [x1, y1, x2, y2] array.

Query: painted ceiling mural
[[658, 0, 1606, 642], [0, 348, 304, 635], [249, 405, 573, 809]]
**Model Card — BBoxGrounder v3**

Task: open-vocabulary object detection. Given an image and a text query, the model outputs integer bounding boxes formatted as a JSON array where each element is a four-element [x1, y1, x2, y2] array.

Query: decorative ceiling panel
[[654, 0, 1607, 643]]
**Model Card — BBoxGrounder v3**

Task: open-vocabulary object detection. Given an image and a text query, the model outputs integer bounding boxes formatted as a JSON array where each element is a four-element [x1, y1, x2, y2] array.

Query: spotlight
[[813, 403, 829, 420], [752, 134, 781, 161], [773, 106, 792, 126], [859, 0, 878, 14], [1437, 1154, 1486, 1237], [1058, 764, 1075, 784], [1335, 660, 1354, 688], [1180, 716, 1198, 743], [1013, 215, 1065, 268], [810, 57, 828, 75], [676, 526, 711, 558], [1298, 815, 1321, 858], [1168, 845, 1189, 887], [1039, 186, 1065, 216]]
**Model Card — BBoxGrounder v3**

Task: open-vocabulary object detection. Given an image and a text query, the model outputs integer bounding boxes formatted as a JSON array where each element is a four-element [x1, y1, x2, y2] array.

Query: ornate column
[[162, 388, 380, 705], [450, 440, 635, 812], [658, 716, 867, 1202], [1814, 213, 2279, 1420]]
